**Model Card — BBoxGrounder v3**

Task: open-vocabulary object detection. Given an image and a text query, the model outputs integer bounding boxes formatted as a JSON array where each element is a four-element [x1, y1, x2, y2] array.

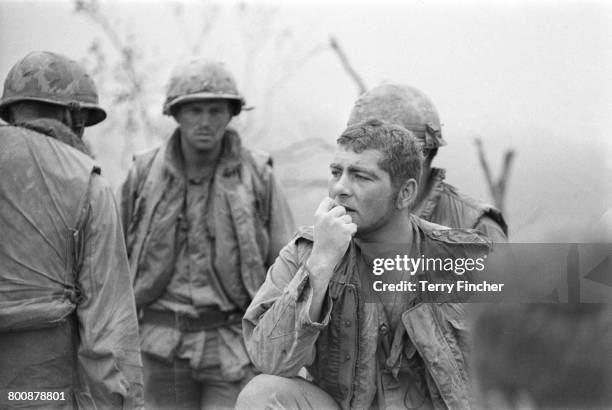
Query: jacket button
[[345, 353, 351, 361], [379, 324, 389, 335], [344, 320, 351, 327]]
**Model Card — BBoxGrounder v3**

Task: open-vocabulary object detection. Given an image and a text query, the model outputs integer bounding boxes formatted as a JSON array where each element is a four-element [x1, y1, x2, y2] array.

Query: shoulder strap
[[241, 149, 272, 225], [133, 149, 159, 197], [67, 167, 101, 305], [127, 146, 168, 283], [68, 167, 101, 405], [135, 148, 163, 203]]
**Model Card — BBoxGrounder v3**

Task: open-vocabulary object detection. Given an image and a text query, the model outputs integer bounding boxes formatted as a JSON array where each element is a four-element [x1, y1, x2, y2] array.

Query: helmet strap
[[65, 102, 86, 138]]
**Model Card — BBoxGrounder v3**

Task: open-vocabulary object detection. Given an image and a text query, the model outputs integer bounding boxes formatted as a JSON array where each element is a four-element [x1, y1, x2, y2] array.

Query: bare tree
[[329, 35, 367, 96], [75, 0, 154, 138], [474, 137, 515, 213], [72, 0, 329, 182]]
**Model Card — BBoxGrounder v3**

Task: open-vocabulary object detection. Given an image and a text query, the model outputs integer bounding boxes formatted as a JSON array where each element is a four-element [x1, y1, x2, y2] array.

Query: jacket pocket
[[437, 303, 470, 358], [139, 323, 181, 364]]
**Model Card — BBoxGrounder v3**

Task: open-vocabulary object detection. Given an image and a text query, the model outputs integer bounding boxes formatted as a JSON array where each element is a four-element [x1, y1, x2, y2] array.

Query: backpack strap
[[67, 166, 101, 305], [241, 148, 272, 226], [127, 146, 168, 284], [67, 166, 100, 404]]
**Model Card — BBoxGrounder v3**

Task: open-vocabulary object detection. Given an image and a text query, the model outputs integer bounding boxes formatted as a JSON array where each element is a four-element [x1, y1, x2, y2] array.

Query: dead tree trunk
[[329, 36, 367, 96], [474, 137, 515, 213]]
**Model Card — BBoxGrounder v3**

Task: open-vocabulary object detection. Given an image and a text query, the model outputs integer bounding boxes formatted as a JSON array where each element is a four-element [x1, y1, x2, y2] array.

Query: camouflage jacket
[[415, 168, 508, 242], [243, 216, 491, 409], [118, 127, 295, 380], [119, 127, 295, 310], [0, 124, 143, 408]]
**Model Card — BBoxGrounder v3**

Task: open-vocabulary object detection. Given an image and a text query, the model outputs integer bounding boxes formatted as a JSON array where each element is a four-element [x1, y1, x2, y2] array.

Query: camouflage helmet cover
[[0, 51, 106, 126], [348, 83, 446, 149], [163, 59, 245, 116]]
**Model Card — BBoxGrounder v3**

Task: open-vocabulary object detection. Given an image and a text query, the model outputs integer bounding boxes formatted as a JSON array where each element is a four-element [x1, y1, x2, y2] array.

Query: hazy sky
[[1, 0, 611, 240], [2, 0, 610, 141]]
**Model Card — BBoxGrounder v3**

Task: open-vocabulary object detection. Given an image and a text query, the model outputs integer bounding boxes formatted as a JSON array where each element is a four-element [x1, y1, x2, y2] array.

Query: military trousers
[[0, 321, 75, 410], [143, 353, 251, 410], [236, 374, 340, 410]]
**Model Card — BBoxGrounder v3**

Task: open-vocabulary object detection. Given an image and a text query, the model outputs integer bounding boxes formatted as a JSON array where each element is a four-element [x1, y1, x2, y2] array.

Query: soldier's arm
[[243, 239, 333, 377], [76, 174, 144, 409], [245, 196, 355, 375]]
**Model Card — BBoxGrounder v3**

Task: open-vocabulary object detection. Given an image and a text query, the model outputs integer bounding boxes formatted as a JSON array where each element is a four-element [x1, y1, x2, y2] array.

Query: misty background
[[1, 0, 611, 242]]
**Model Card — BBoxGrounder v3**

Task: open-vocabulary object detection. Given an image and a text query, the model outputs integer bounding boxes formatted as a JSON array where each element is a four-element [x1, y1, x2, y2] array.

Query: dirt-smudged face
[[174, 99, 232, 153], [328, 146, 396, 236]]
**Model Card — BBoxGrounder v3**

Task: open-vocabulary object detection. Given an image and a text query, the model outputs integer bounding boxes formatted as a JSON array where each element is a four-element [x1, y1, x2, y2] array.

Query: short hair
[[336, 119, 423, 188], [473, 304, 612, 409]]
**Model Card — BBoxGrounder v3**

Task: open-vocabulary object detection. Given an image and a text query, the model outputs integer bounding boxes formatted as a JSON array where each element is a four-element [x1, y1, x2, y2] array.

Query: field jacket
[[119, 127, 295, 310], [415, 168, 508, 242], [118, 128, 294, 380], [0, 124, 143, 408], [244, 215, 491, 409]]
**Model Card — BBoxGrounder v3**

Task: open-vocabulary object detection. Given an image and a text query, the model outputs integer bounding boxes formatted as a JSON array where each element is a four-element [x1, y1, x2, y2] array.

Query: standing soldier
[[0, 51, 143, 409], [118, 59, 295, 409], [348, 83, 508, 241]]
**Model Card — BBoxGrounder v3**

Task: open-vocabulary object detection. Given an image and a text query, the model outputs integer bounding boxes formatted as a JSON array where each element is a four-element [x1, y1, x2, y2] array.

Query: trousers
[[0, 321, 75, 410], [143, 353, 250, 410], [236, 374, 340, 410]]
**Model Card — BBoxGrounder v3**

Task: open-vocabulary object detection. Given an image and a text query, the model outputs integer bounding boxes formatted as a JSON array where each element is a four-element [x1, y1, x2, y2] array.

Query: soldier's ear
[[395, 178, 418, 210]]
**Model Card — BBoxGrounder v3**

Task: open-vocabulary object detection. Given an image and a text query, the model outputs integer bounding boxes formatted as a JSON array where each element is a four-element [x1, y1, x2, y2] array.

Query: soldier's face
[[175, 100, 232, 152], [328, 146, 397, 236]]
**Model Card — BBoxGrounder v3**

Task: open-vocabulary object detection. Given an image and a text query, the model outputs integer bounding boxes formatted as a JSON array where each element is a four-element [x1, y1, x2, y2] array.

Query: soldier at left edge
[[0, 51, 144, 409]]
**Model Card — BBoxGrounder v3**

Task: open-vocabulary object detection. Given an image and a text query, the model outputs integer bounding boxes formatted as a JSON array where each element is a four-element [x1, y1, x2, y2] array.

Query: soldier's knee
[[236, 374, 296, 409], [237, 374, 340, 410]]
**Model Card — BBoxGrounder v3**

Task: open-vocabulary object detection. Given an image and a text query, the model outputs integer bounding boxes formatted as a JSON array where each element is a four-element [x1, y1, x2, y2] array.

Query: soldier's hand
[[309, 197, 357, 283]]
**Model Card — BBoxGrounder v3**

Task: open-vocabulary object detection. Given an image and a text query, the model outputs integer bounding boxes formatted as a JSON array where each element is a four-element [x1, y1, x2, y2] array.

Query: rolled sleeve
[[299, 264, 333, 330]]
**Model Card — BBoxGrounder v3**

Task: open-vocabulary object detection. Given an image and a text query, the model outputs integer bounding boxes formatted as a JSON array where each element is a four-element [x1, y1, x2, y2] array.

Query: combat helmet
[[0, 51, 106, 126], [163, 59, 245, 116], [348, 83, 446, 149]]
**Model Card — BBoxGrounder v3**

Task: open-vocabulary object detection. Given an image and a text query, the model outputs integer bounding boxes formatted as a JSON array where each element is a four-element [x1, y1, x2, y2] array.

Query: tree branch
[[474, 137, 515, 213], [74, 0, 154, 136], [329, 35, 367, 95]]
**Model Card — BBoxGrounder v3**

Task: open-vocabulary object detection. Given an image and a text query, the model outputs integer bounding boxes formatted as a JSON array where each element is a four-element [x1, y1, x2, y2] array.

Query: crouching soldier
[[348, 84, 508, 242], [238, 120, 490, 409]]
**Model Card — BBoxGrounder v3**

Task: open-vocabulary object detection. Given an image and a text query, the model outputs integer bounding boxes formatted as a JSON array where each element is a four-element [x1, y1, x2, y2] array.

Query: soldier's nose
[[330, 174, 352, 198]]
